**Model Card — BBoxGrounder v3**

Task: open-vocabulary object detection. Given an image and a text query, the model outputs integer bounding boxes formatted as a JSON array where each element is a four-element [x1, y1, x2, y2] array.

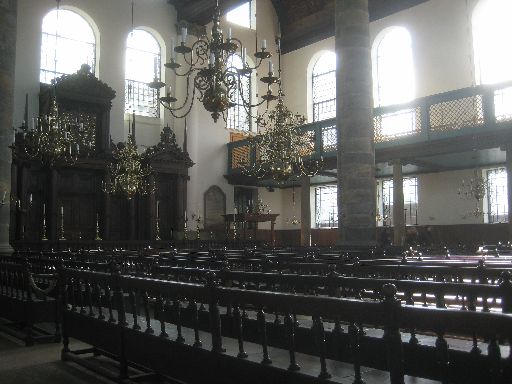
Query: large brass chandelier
[[102, 118, 153, 199], [148, 0, 278, 122], [458, 168, 488, 216], [16, 95, 95, 166], [242, 40, 323, 183]]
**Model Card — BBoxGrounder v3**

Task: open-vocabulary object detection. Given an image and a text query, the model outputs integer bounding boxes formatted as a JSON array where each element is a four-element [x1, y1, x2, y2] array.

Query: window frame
[[124, 28, 162, 119], [314, 185, 338, 228], [378, 176, 418, 227], [485, 167, 508, 224], [40, 8, 97, 84], [312, 52, 337, 122], [226, 53, 252, 132]]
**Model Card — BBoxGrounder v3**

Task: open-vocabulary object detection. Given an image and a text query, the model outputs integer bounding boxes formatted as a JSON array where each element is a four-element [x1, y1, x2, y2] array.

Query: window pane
[[312, 52, 336, 122], [375, 27, 414, 107], [473, 0, 512, 85], [487, 167, 508, 223], [227, 1, 251, 29], [381, 176, 418, 226], [227, 54, 251, 131], [40, 9, 96, 83], [125, 29, 161, 118], [315, 185, 338, 228]]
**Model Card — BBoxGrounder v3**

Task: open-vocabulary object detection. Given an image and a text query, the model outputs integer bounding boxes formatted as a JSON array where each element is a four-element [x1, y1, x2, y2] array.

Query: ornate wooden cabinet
[[10, 65, 193, 249]]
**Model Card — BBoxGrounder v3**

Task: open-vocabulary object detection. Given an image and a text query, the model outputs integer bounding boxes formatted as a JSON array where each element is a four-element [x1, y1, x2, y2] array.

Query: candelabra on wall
[[286, 187, 300, 225]]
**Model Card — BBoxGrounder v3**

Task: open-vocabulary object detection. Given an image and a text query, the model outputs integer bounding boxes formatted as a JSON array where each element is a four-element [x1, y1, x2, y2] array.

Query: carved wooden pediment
[[144, 126, 194, 168], [49, 64, 116, 105]]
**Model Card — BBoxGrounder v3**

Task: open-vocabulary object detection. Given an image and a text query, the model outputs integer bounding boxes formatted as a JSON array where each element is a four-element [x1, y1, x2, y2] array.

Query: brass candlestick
[[41, 203, 48, 241], [59, 206, 66, 240], [156, 218, 161, 240], [95, 213, 102, 241]]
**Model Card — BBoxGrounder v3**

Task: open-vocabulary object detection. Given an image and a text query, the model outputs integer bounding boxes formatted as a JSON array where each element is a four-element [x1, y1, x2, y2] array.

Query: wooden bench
[[59, 267, 512, 384], [0, 260, 60, 345]]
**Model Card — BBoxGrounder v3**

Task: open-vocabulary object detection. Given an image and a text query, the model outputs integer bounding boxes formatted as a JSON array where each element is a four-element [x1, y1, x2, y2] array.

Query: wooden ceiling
[[168, 0, 429, 53]]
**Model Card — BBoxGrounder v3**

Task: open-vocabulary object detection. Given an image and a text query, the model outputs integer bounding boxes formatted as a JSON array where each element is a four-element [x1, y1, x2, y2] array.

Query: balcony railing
[[228, 80, 512, 175]]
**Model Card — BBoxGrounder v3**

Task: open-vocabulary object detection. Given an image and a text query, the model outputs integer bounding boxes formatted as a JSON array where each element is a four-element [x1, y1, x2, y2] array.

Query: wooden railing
[[227, 80, 512, 176]]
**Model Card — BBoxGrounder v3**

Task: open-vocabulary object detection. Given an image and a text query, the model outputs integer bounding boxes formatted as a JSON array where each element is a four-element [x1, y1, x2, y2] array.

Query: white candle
[[209, 53, 215, 65], [268, 60, 273, 73], [154, 56, 158, 77], [228, 27, 232, 40], [43, 203, 46, 215], [32, 118, 35, 130], [167, 85, 172, 97], [61, 206, 64, 215], [234, 207, 238, 215], [170, 39, 175, 59], [156, 200, 160, 217], [242, 47, 246, 62], [29, 194, 32, 204], [261, 39, 266, 49], [184, 209, 187, 221], [181, 27, 187, 43]]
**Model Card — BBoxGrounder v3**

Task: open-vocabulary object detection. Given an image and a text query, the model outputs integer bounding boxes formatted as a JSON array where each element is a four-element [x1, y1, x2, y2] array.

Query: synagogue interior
[[0, 0, 512, 383]]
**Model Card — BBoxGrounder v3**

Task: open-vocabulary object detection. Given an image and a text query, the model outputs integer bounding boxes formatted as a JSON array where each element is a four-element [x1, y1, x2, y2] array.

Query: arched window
[[373, 27, 416, 137], [125, 29, 162, 118], [40, 8, 96, 83], [473, 0, 512, 122], [227, 54, 251, 131], [312, 52, 336, 122], [473, 0, 512, 85]]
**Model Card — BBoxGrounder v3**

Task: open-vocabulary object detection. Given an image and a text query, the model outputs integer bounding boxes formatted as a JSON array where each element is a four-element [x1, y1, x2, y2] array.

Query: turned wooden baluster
[[313, 315, 331, 379], [233, 302, 248, 358], [487, 334, 502, 383], [70, 278, 77, 312], [86, 280, 94, 317], [156, 295, 168, 338], [284, 312, 300, 371], [190, 299, 202, 347], [96, 283, 105, 320], [78, 279, 86, 315], [349, 321, 364, 384], [382, 284, 405, 384], [105, 284, 115, 323], [257, 307, 272, 365], [435, 330, 450, 384], [207, 272, 224, 353], [470, 332, 481, 355], [174, 297, 184, 343], [143, 291, 154, 334], [111, 264, 128, 380], [129, 290, 140, 330]]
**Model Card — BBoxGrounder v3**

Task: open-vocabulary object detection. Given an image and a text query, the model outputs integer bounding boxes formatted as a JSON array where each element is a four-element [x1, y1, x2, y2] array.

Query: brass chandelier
[[149, 0, 278, 123], [16, 94, 95, 166], [242, 39, 323, 183], [102, 117, 153, 199]]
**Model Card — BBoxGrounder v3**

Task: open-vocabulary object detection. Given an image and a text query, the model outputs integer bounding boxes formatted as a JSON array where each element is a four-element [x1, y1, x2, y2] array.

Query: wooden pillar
[[392, 159, 405, 246], [506, 145, 512, 241], [0, 1, 17, 252], [300, 176, 311, 246], [336, 0, 376, 245]]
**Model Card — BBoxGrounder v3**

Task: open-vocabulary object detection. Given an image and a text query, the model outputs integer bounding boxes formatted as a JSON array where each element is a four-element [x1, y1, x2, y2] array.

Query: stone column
[[0, 1, 17, 253], [392, 159, 405, 246], [336, 0, 376, 245], [300, 176, 311, 246], [506, 145, 512, 241]]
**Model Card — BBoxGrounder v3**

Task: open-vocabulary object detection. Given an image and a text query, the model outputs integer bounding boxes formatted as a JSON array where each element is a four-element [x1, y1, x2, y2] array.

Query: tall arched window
[[473, 0, 512, 85], [312, 52, 336, 122], [125, 29, 162, 118], [227, 54, 251, 131], [373, 27, 415, 137], [473, 0, 512, 121], [40, 8, 96, 83]]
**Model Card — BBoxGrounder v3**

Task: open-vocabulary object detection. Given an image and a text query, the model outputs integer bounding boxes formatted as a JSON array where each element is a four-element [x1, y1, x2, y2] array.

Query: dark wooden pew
[[0, 260, 60, 345], [59, 267, 512, 384]]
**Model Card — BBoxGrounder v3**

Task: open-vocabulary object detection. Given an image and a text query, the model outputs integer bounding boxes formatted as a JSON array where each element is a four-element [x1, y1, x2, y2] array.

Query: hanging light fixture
[[242, 37, 323, 183], [102, 114, 154, 199], [148, 0, 278, 123], [458, 168, 488, 216]]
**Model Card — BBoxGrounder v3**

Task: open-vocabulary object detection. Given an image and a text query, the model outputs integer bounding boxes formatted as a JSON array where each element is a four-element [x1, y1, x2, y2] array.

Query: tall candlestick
[[59, 206, 66, 240], [156, 200, 160, 218], [42, 203, 48, 241]]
